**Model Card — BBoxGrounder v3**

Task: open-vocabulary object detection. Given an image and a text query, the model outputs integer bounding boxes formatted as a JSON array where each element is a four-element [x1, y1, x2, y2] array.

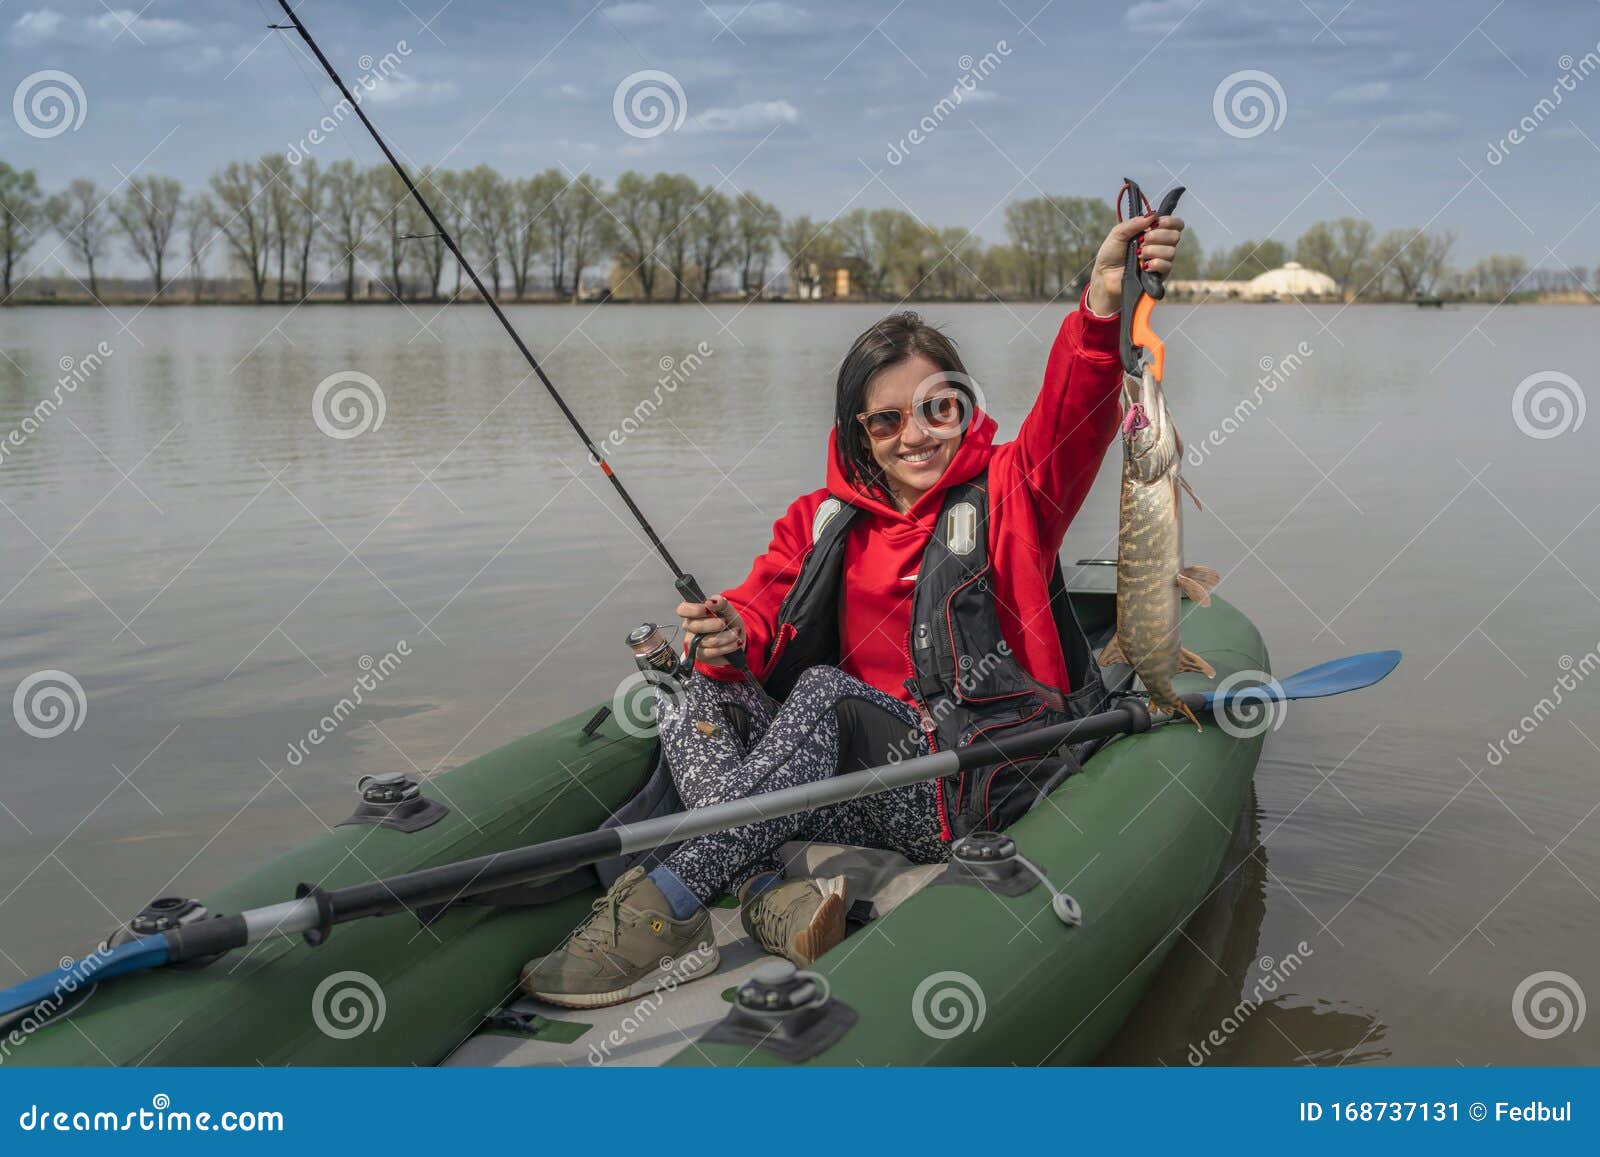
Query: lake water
[[1, 301, 1594, 1065]]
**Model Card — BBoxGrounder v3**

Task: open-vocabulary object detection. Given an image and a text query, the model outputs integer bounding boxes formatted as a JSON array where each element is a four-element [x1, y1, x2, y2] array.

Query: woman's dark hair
[[834, 311, 973, 502]]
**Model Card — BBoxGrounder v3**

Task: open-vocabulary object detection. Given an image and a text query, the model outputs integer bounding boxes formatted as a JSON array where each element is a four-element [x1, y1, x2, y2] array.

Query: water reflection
[[1100, 789, 1389, 1066]]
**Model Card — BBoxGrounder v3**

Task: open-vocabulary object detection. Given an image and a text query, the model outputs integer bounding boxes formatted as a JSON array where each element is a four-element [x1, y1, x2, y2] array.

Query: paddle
[[0, 651, 1398, 1020]]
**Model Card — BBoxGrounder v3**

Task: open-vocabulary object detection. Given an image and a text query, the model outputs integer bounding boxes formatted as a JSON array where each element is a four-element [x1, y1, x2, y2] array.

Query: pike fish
[[1097, 366, 1220, 727]]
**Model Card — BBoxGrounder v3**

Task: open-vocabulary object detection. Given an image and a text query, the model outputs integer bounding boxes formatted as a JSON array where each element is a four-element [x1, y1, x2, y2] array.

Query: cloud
[[603, 2, 661, 25], [11, 8, 66, 43], [690, 99, 799, 132], [90, 9, 194, 42], [559, 83, 583, 97], [702, 2, 809, 31], [1333, 80, 1392, 104], [363, 73, 460, 107], [11, 6, 194, 44]]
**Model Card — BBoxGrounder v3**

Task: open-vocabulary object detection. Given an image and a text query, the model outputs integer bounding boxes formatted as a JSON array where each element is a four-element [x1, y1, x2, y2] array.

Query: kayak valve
[[337, 772, 450, 834], [940, 832, 1084, 927], [702, 960, 859, 1063]]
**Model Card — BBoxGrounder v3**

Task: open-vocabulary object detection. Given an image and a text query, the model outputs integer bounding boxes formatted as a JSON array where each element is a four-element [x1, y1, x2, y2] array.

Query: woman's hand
[[677, 595, 747, 666], [1087, 213, 1186, 317]]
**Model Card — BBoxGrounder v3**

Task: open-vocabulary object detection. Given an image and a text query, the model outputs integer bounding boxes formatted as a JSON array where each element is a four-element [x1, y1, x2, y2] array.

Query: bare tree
[[292, 158, 324, 301], [259, 153, 295, 303], [0, 160, 45, 299], [564, 174, 612, 301], [733, 191, 780, 296], [45, 179, 114, 297], [322, 160, 373, 302], [610, 171, 666, 299], [463, 165, 510, 299], [528, 168, 572, 298], [652, 173, 700, 301], [1295, 217, 1375, 299], [690, 187, 734, 299], [208, 160, 272, 301], [1374, 228, 1454, 298], [113, 175, 182, 298], [183, 195, 215, 303]]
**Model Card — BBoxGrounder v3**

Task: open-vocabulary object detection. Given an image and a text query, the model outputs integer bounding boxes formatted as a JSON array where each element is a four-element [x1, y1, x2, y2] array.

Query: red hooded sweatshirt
[[704, 293, 1123, 707]]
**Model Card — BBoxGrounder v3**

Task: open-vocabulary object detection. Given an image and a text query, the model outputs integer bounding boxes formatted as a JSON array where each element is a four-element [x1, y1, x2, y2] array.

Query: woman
[[523, 209, 1184, 1009]]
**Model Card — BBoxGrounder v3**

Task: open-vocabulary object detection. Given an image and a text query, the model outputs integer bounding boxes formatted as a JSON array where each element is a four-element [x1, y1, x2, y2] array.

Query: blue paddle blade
[[1202, 650, 1401, 707], [0, 934, 169, 1020]]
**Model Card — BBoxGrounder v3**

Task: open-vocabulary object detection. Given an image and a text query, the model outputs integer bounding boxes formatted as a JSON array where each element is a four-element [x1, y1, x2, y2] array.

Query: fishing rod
[[267, 0, 751, 676], [0, 649, 1401, 1020]]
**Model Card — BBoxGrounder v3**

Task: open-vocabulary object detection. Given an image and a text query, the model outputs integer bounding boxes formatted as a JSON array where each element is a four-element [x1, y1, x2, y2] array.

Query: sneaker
[[738, 874, 847, 967], [520, 867, 719, 1008]]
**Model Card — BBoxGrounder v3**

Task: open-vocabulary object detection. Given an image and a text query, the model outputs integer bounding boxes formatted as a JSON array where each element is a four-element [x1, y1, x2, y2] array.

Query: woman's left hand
[[1087, 213, 1186, 317]]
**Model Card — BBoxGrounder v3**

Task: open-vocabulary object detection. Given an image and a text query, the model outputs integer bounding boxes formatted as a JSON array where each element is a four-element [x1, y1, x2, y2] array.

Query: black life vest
[[762, 470, 1107, 837]]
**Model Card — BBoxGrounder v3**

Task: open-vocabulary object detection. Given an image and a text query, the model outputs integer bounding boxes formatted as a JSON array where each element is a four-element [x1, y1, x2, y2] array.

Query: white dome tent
[[1244, 261, 1341, 301]]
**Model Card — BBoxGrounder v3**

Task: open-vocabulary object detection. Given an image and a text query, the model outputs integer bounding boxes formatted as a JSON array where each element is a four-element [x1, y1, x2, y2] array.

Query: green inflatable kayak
[[4, 589, 1267, 1067]]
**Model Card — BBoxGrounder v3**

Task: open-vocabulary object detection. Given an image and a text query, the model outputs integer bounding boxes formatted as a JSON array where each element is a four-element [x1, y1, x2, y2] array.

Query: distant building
[[1170, 261, 1340, 302], [1245, 261, 1340, 300]]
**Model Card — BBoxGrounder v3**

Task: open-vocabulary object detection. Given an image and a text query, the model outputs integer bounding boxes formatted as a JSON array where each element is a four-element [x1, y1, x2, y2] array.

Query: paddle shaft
[[2, 645, 1407, 1015], [152, 698, 1156, 963]]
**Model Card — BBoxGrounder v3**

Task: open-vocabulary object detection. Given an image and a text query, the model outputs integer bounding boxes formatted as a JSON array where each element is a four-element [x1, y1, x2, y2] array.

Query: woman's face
[[861, 353, 963, 506]]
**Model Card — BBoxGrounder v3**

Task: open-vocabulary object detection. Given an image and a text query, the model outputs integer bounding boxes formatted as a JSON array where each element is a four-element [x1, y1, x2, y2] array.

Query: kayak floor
[[443, 906, 778, 1067], [443, 843, 946, 1067]]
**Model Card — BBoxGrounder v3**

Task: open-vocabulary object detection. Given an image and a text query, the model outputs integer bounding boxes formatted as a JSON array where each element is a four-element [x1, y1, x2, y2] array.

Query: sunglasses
[[856, 392, 968, 441]]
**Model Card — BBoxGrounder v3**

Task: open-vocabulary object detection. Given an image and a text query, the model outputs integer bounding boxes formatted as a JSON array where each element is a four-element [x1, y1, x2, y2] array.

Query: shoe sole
[[790, 891, 846, 967], [525, 943, 721, 1010]]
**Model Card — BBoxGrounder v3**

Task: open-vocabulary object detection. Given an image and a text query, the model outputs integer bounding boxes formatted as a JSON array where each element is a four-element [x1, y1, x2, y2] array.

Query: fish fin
[[1097, 635, 1127, 667], [1175, 573, 1211, 606], [1179, 475, 1203, 510], [1171, 697, 1204, 731], [1176, 565, 1221, 605], [1177, 647, 1217, 678]]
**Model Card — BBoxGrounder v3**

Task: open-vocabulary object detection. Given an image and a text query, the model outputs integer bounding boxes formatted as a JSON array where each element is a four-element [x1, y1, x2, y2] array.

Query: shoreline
[[0, 295, 1592, 308]]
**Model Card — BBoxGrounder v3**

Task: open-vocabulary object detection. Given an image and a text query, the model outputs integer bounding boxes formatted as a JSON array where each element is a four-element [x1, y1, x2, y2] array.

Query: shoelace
[[746, 887, 808, 949], [570, 880, 645, 950]]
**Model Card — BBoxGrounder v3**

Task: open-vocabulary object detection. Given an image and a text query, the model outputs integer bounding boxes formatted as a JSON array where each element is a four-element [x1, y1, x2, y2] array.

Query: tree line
[[0, 156, 1587, 305]]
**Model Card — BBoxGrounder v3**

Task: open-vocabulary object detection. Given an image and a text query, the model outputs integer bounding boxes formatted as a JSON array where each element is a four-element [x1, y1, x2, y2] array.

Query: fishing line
[[267, 0, 752, 678]]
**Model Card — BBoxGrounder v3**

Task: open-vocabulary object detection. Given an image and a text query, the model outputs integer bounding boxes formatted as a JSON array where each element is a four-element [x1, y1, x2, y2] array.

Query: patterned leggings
[[658, 666, 950, 904]]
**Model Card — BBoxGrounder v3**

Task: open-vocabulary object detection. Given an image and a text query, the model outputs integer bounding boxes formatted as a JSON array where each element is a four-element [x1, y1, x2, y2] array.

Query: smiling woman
[[522, 210, 1187, 1005]]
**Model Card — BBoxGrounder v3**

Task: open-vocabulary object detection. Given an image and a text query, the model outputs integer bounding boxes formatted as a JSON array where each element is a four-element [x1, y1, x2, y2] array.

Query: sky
[[2, 0, 1599, 273]]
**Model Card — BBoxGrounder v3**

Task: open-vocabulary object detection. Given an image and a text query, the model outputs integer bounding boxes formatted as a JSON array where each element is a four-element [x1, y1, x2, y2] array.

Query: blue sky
[[2, 0, 1598, 268]]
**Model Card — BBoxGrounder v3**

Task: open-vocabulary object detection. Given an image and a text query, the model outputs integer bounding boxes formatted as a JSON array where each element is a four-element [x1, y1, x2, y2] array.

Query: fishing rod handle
[[675, 573, 756, 679]]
